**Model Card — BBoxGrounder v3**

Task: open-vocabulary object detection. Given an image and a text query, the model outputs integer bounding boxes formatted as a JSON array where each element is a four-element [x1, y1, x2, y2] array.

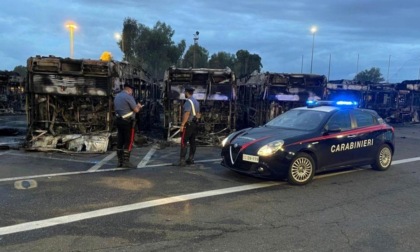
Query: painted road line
[[0, 158, 222, 181], [0, 150, 10, 156], [137, 158, 223, 168], [0, 168, 128, 183], [9, 152, 98, 164], [0, 181, 280, 236], [391, 157, 420, 165], [137, 145, 158, 168], [0, 156, 418, 183], [0, 141, 22, 145], [88, 152, 116, 171], [1, 156, 420, 236]]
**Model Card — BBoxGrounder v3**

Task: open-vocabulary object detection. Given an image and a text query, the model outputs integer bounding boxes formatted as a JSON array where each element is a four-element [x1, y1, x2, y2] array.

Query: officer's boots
[[122, 150, 136, 169], [172, 158, 186, 167], [173, 146, 187, 167], [186, 154, 195, 165], [117, 149, 124, 167]]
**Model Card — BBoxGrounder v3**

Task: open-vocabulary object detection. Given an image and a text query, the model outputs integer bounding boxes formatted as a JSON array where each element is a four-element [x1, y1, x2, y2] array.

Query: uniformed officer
[[173, 85, 201, 166], [114, 83, 143, 168]]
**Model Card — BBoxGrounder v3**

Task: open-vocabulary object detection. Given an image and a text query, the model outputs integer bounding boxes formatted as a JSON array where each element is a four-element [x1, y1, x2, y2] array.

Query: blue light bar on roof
[[335, 101, 358, 106], [306, 100, 316, 105], [306, 100, 358, 108]]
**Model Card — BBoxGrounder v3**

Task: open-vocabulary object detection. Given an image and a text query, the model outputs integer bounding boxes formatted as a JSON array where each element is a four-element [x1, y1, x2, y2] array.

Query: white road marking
[[0, 150, 10, 156], [0, 156, 419, 236], [0, 182, 280, 236], [9, 152, 98, 164], [0, 158, 222, 182], [391, 157, 420, 165], [0, 168, 127, 183], [138, 158, 222, 168], [137, 145, 158, 168], [88, 152, 116, 171], [0, 141, 22, 145], [0, 156, 418, 183], [14, 180, 38, 190]]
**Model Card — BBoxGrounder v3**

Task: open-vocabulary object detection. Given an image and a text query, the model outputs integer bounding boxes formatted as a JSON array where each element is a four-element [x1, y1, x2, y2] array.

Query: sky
[[1, 0, 420, 83]]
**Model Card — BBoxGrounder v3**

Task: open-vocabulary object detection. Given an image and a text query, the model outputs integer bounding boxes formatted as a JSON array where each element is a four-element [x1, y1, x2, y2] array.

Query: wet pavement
[[0, 114, 26, 149], [1, 116, 420, 251]]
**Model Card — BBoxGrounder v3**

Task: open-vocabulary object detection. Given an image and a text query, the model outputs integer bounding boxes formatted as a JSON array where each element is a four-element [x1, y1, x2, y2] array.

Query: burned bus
[[362, 83, 397, 121], [326, 79, 368, 105], [0, 71, 25, 114], [162, 67, 236, 145], [26, 55, 138, 152], [393, 80, 420, 123], [237, 72, 327, 128]]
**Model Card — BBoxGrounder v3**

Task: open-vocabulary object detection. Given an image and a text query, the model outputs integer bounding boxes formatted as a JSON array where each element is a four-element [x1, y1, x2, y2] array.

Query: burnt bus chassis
[[25, 56, 130, 152], [162, 67, 236, 146], [236, 72, 327, 128]]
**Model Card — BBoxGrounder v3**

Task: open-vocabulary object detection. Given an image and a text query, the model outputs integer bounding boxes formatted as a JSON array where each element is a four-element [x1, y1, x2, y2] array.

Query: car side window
[[352, 110, 378, 127], [325, 110, 352, 131]]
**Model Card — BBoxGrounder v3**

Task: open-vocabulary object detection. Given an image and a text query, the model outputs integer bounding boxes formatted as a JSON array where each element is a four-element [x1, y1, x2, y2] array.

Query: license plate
[[242, 154, 259, 163]]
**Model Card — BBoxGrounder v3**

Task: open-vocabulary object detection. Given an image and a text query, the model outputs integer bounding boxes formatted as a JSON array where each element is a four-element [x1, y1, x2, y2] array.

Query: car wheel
[[371, 144, 392, 171], [288, 153, 315, 185]]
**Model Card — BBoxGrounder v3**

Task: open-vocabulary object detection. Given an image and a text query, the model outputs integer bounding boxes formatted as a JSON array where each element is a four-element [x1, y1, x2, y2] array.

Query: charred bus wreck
[[237, 72, 327, 128], [163, 67, 236, 145], [326, 79, 368, 105], [0, 71, 25, 114], [393, 80, 420, 123], [26, 55, 137, 152]]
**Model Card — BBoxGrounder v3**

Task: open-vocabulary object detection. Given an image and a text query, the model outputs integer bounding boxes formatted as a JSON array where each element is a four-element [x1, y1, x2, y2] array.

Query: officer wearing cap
[[114, 83, 143, 168], [173, 85, 201, 166]]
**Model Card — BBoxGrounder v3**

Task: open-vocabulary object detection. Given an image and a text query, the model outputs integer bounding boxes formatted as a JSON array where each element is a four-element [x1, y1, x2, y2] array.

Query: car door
[[316, 109, 357, 170], [348, 109, 379, 163]]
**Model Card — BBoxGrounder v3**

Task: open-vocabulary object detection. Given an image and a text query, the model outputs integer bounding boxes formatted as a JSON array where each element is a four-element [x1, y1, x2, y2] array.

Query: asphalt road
[[0, 124, 419, 251]]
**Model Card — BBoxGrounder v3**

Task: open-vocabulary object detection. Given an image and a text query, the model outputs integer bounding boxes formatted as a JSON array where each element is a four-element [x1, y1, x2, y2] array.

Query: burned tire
[[371, 144, 392, 171], [288, 153, 315, 185]]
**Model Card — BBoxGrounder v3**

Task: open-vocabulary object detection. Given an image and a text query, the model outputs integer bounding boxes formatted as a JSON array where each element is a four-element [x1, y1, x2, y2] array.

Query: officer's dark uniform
[[114, 83, 139, 168], [173, 86, 200, 166]]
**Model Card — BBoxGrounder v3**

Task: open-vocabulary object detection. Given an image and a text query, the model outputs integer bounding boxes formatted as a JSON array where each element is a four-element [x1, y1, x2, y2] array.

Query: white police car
[[221, 100, 395, 185]]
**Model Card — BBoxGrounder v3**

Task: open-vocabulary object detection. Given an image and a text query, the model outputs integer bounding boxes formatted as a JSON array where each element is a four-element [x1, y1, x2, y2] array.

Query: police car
[[220, 100, 395, 185]]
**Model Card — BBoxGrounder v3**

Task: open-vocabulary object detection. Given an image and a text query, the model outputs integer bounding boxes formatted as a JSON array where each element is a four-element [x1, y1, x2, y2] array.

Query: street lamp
[[65, 22, 77, 58], [310, 26, 317, 74], [193, 31, 199, 68]]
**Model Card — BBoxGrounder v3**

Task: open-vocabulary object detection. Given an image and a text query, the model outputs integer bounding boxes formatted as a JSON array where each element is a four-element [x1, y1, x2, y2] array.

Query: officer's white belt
[[121, 111, 133, 118]]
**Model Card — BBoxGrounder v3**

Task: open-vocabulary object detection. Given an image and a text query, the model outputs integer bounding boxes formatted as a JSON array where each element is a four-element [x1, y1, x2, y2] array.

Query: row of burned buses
[[327, 79, 420, 123], [163, 71, 420, 143], [24, 55, 420, 152]]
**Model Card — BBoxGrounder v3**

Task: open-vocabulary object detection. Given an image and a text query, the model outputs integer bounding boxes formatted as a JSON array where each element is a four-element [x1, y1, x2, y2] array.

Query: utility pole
[[387, 55, 391, 83], [301, 55, 303, 73], [356, 53, 359, 75], [328, 54, 331, 80], [193, 31, 199, 68], [310, 26, 317, 74]]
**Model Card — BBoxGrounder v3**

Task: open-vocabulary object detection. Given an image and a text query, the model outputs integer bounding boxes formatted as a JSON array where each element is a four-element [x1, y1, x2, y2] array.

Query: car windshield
[[265, 109, 327, 130]]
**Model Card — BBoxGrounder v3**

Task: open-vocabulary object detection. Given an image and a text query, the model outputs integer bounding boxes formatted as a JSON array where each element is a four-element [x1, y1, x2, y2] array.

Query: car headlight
[[257, 140, 284, 156], [221, 137, 229, 147]]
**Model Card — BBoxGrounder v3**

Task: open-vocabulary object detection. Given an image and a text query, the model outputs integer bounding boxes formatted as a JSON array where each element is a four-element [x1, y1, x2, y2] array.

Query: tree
[[119, 18, 140, 62], [234, 50, 263, 78], [13, 65, 27, 77], [181, 44, 209, 68], [120, 18, 186, 80], [354, 67, 385, 83], [208, 52, 236, 69]]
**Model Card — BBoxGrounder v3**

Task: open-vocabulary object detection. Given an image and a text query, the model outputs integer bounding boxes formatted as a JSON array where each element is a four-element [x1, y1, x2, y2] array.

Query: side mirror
[[324, 125, 341, 135]]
